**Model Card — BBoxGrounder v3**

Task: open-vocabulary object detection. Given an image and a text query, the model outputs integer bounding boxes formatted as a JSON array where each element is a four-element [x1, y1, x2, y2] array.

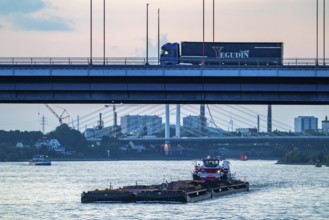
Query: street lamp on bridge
[[146, 3, 150, 65], [324, 0, 326, 66], [103, 0, 106, 65], [202, 0, 205, 65], [90, 0, 93, 65], [213, 0, 215, 42]]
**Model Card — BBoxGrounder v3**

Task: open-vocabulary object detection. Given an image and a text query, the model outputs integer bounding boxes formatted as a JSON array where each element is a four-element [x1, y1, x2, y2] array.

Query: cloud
[[0, 0, 46, 15], [11, 14, 72, 31], [0, 0, 72, 31], [135, 34, 169, 58]]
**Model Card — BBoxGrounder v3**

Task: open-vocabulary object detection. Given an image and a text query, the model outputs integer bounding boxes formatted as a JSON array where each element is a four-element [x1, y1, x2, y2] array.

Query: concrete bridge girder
[[1, 66, 329, 104]]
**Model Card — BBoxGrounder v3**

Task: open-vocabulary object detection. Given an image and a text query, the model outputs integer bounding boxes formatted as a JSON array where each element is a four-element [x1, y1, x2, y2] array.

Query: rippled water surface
[[1, 160, 329, 219]]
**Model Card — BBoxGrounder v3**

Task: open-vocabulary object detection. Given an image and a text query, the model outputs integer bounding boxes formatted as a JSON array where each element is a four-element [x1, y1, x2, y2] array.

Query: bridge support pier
[[176, 104, 180, 138], [165, 104, 170, 155]]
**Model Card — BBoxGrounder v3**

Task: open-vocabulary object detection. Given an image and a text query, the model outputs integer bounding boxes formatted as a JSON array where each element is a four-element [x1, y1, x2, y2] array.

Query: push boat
[[192, 156, 232, 181], [81, 156, 249, 203], [28, 155, 51, 166]]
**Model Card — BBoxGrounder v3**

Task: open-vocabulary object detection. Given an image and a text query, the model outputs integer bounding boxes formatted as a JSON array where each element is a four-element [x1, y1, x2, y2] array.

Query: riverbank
[[276, 160, 329, 166], [33, 154, 281, 162]]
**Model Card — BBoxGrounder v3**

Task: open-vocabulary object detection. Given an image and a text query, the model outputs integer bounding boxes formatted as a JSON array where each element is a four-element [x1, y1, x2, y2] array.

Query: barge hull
[[81, 181, 249, 203], [211, 183, 249, 198], [136, 190, 188, 203], [81, 191, 135, 203]]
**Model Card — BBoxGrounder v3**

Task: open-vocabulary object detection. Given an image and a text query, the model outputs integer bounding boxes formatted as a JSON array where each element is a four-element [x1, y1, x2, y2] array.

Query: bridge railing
[[0, 57, 327, 67], [0, 57, 160, 66], [283, 58, 326, 66]]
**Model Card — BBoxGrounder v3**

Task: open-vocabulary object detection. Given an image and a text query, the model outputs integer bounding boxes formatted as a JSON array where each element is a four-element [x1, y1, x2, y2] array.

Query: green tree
[[0, 130, 42, 147], [48, 124, 88, 155], [326, 153, 329, 165], [98, 136, 122, 157], [0, 142, 37, 162], [0, 143, 10, 161], [284, 150, 307, 163]]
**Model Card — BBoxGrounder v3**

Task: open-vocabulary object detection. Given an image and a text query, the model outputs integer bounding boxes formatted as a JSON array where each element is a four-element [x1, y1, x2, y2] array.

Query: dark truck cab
[[160, 41, 283, 66]]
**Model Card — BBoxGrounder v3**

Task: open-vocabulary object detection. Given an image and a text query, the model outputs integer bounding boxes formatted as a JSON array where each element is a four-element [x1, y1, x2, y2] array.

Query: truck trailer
[[160, 42, 283, 66]]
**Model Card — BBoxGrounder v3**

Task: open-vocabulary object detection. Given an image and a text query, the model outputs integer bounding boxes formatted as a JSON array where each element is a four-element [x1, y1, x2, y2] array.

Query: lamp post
[[146, 3, 149, 65], [317, 0, 319, 66], [324, 0, 326, 66], [202, 0, 205, 65], [90, 0, 93, 65], [158, 8, 160, 65], [103, 0, 106, 65], [213, 0, 215, 42]]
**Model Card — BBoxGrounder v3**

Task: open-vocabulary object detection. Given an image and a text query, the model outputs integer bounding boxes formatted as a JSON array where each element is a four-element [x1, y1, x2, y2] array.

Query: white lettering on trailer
[[212, 46, 249, 59]]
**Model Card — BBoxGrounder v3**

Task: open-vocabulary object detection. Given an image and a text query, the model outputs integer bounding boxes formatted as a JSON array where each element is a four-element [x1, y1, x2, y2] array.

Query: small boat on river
[[240, 154, 248, 161], [29, 155, 51, 166], [81, 156, 249, 203]]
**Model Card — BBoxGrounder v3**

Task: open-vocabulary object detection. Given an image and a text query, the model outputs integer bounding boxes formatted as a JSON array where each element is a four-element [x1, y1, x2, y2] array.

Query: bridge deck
[[1, 62, 329, 104]]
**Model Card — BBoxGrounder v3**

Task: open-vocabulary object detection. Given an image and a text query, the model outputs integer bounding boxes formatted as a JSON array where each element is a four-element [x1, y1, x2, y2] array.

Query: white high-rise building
[[294, 116, 318, 133], [121, 115, 162, 135], [183, 115, 208, 130]]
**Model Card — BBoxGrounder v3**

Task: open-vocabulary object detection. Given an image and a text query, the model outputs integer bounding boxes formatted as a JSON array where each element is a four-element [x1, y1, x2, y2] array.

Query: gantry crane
[[45, 104, 70, 125]]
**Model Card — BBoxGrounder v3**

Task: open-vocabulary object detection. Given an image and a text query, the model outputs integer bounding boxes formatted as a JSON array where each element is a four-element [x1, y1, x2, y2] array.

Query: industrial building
[[322, 116, 329, 134]]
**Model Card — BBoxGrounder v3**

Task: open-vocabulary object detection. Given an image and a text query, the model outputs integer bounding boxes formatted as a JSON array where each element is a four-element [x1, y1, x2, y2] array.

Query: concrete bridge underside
[[1, 66, 329, 104]]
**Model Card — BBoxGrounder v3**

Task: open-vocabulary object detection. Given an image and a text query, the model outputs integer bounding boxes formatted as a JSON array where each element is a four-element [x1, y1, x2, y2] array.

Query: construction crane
[[45, 104, 70, 125]]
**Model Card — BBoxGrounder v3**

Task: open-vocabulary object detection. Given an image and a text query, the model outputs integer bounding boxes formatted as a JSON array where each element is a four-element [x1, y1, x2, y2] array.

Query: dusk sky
[[0, 0, 329, 132]]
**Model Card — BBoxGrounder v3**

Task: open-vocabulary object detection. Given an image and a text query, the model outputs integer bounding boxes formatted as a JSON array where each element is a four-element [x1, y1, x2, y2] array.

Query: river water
[[0, 160, 328, 220]]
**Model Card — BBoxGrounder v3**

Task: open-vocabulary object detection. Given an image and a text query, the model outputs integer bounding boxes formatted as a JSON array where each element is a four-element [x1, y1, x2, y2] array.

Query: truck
[[160, 41, 283, 66]]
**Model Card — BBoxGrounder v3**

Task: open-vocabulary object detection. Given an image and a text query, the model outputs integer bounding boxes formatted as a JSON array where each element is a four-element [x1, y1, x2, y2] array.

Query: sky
[[0, 0, 329, 132]]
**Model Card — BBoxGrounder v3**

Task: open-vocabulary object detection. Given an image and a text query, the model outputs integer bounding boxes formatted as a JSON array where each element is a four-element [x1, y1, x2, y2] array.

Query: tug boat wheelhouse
[[192, 156, 232, 181]]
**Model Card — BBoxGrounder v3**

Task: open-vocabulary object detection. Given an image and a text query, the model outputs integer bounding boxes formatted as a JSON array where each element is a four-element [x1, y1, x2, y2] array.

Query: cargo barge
[[81, 156, 249, 203]]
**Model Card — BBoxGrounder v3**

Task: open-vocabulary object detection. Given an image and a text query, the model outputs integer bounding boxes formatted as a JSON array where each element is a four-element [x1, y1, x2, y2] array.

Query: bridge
[[115, 135, 329, 146], [1, 57, 329, 104]]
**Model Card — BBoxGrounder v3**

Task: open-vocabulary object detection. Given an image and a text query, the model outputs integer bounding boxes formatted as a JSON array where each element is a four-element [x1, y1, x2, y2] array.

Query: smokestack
[[267, 105, 272, 133], [176, 104, 180, 138], [42, 115, 46, 134], [113, 105, 117, 137], [97, 113, 104, 130], [257, 115, 260, 133], [200, 104, 206, 135]]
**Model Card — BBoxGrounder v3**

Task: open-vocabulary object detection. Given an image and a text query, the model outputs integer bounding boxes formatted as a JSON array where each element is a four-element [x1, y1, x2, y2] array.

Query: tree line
[[282, 149, 329, 164], [0, 124, 126, 161]]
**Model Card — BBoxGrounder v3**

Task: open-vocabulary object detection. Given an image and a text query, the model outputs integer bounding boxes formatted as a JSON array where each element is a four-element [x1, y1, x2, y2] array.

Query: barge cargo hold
[[81, 180, 249, 203]]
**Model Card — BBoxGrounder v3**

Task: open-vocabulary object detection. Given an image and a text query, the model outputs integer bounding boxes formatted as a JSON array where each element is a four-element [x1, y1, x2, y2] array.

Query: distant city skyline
[[0, 0, 328, 132], [0, 104, 328, 133]]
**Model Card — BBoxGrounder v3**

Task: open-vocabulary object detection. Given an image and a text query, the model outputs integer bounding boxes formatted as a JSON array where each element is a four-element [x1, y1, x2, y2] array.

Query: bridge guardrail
[[0, 57, 327, 67], [0, 57, 159, 66]]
